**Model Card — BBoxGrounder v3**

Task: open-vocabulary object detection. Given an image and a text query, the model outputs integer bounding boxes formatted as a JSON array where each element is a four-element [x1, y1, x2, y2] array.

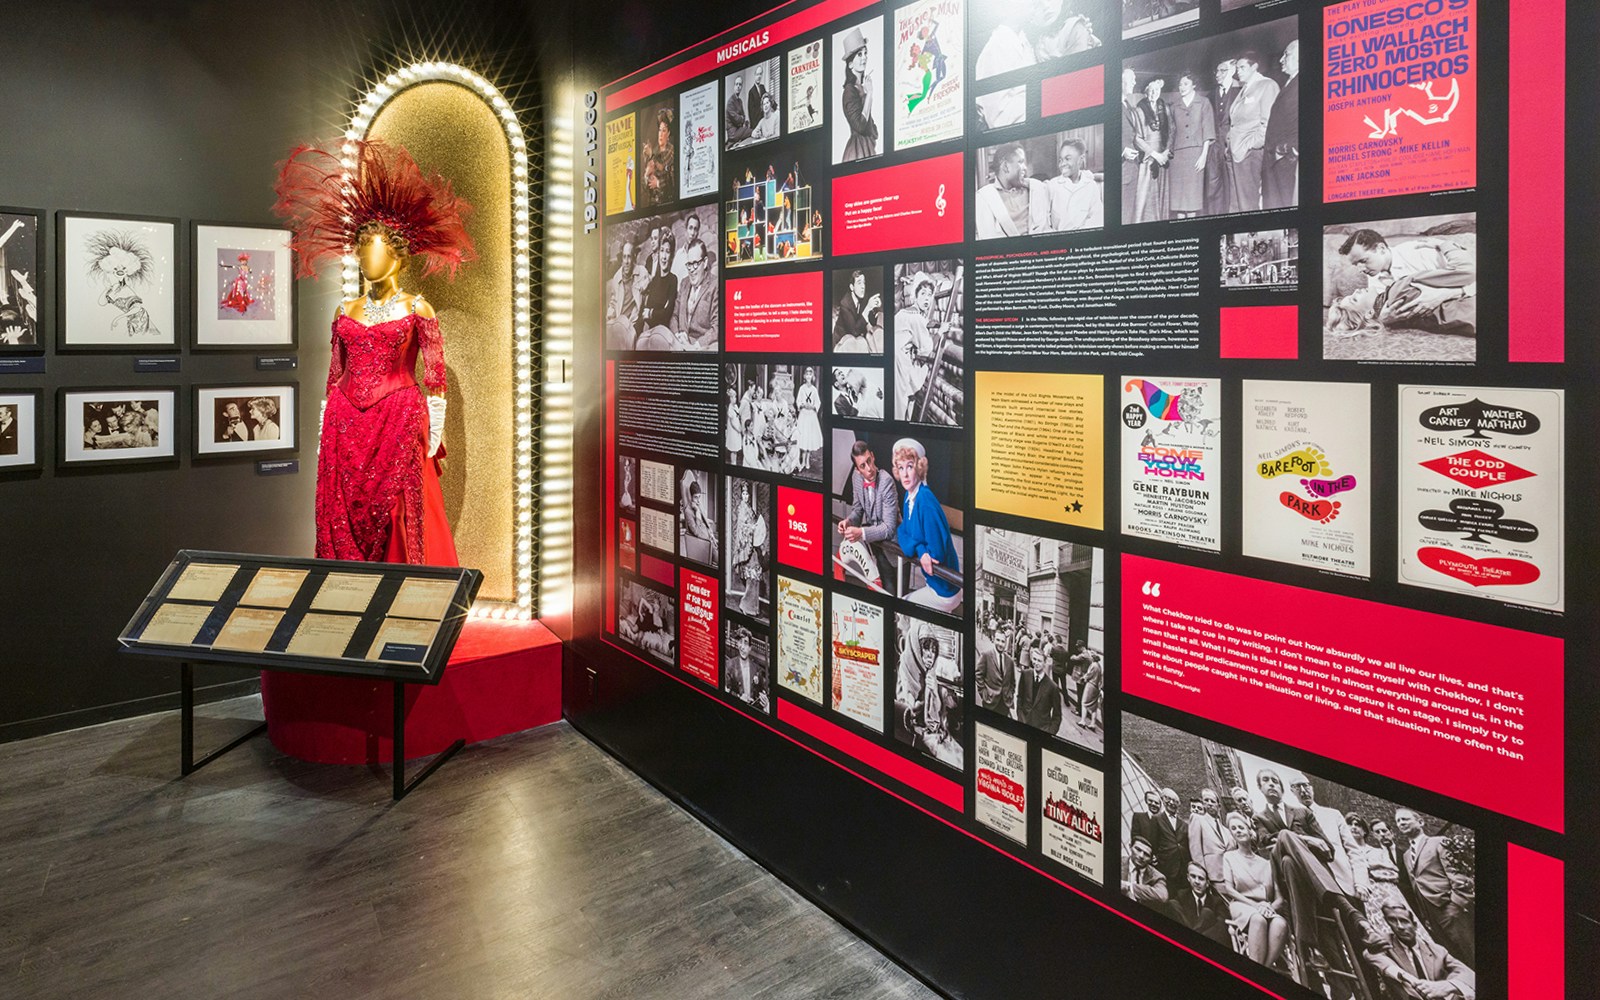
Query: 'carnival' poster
[[777, 575, 824, 703], [1241, 380, 1371, 577], [975, 723, 1027, 844], [1323, 0, 1477, 203], [1041, 749, 1104, 884], [1398, 385, 1563, 611], [893, 0, 965, 151], [679, 80, 720, 198], [1120, 376, 1221, 551], [604, 113, 635, 216], [787, 40, 824, 133], [830, 595, 885, 731]]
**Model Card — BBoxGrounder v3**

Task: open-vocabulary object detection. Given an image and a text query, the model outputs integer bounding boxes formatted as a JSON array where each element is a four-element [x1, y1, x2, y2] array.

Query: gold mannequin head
[[356, 223, 408, 285]]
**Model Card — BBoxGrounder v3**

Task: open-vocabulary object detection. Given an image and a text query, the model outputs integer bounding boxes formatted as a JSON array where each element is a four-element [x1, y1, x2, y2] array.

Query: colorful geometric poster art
[[679, 80, 720, 198], [776, 575, 824, 703], [1241, 380, 1371, 578], [1041, 748, 1104, 884], [893, 0, 964, 151], [605, 112, 635, 216], [830, 595, 885, 732], [1120, 376, 1221, 551], [975, 723, 1027, 845], [1398, 385, 1564, 611], [1324, 0, 1476, 203]]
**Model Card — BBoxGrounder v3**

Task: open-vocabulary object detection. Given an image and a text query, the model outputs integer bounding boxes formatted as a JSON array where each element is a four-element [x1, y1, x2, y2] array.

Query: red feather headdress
[[272, 139, 476, 280]]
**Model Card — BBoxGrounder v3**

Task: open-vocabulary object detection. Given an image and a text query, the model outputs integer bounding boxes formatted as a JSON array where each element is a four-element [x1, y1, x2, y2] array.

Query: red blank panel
[[1508, 844, 1565, 999], [1508, 0, 1565, 362], [1220, 305, 1298, 359], [1041, 67, 1102, 118]]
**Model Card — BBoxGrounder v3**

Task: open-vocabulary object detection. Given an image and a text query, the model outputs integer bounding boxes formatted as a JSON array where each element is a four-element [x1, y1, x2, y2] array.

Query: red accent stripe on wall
[[778, 699, 963, 811], [606, 0, 880, 110], [605, 361, 616, 634], [1508, 0, 1565, 362], [1508, 844, 1564, 998]]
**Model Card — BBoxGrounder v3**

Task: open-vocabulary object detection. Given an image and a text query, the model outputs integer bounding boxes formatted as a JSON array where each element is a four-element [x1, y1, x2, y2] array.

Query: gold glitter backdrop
[[371, 82, 515, 601]]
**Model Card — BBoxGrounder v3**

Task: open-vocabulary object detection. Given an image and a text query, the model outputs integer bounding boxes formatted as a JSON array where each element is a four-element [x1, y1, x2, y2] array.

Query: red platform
[[260, 617, 562, 764]]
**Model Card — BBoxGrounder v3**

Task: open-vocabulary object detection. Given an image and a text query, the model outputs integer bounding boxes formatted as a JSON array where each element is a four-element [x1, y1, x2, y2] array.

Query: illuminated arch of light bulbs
[[345, 61, 536, 621]]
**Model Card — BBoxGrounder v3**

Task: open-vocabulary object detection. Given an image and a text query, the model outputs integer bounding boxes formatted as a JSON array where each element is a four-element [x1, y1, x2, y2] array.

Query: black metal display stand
[[121, 550, 483, 800]]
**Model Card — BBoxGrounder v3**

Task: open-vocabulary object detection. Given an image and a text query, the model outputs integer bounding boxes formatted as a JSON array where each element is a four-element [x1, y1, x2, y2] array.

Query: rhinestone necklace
[[364, 287, 406, 324]]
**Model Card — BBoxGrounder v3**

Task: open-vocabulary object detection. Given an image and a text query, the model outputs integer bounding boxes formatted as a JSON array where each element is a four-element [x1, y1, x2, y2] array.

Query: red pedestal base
[[260, 618, 562, 764]]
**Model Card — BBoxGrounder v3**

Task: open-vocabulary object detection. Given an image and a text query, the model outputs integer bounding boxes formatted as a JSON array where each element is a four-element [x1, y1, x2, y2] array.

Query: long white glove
[[427, 395, 447, 458]]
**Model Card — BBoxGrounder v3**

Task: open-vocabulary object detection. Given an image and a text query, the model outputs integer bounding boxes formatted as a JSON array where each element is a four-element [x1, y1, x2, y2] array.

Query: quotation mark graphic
[[935, 183, 947, 217], [1140, 580, 1162, 597]]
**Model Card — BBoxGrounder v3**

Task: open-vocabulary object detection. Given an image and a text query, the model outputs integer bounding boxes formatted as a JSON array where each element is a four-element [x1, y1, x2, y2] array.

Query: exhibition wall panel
[[566, 0, 1596, 995]]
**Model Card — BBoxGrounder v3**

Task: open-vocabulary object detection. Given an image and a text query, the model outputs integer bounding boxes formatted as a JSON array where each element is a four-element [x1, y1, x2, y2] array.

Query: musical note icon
[[935, 183, 947, 218]]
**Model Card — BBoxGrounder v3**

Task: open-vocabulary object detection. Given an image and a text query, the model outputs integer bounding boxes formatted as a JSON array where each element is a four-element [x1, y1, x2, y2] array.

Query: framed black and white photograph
[[0, 208, 44, 350], [724, 363, 825, 481], [677, 468, 720, 567], [192, 222, 295, 350], [193, 382, 299, 459], [57, 212, 179, 352], [892, 260, 965, 426], [0, 389, 43, 472], [58, 386, 178, 467], [725, 475, 773, 620]]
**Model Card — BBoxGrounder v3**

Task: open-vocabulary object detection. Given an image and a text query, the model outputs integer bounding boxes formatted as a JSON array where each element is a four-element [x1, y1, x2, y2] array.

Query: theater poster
[[787, 40, 824, 133], [1041, 749, 1104, 885], [830, 595, 885, 732], [679, 80, 720, 198], [1398, 385, 1564, 611], [893, 0, 964, 151], [1120, 376, 1221, 551], [975, 723, 1026, 845], [1241, 380, 1371, 577], [776, 576, 824, 703], [1323, 0, 1477, 202], [604, 112, 635, 216]]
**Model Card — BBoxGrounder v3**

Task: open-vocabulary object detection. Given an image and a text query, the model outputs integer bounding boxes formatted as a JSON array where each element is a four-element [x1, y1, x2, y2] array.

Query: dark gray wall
[[0, 0, 553, 740]]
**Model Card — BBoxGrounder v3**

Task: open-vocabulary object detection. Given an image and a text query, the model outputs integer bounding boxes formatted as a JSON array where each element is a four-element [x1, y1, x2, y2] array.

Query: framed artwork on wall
[[191, 222, 296, 350], [58, 386, 179, 467], [56, 211, 180, 352], [0, 388, 43, 472], [0, 207, 45, 351], [193, 381, 299, 459]]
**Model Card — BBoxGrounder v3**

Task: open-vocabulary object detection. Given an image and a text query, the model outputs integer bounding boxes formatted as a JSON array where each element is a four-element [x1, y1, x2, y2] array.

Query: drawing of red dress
[[315, 301, 457, 565], [220, 255, 254, 314]]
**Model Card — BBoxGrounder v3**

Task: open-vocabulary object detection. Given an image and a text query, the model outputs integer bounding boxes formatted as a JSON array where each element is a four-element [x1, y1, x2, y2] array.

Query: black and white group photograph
[[0, 210, 42, 347], [892, 260, 965, 426], [973, 526, 1104, 753], [724, 57, 783, 150], [1323, 213, 1477, 363], [724, 363, 825, 481], [831, 366, 885, 420], [0, 391, 38, 470], [893, 612, 965, 770], [1221, 229, 1298, 289], [830, 266, 885, 353], [194, 384, 296, 457], [60, 388, 178, 466], [603, 203, 721, 351], [832, 16, 885, 164], [1122, 0, 1199, 40], [722, 620, 772, 712], [725, 475, 773, 620], [972, 0, 1106, 90], [677, 467, 719, 567], [974, 126, 1106, 239], [1121, 712, 1477, 999], [616, 578, 677, 666], [1121, 16, 1299, 224]]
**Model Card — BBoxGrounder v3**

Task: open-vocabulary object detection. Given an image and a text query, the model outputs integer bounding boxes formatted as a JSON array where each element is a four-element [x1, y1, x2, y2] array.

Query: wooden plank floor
[[0, 698, 941, 1000]]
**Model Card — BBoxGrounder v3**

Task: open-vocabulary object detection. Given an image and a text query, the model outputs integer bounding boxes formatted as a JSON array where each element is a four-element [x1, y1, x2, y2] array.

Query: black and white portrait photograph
[[639, 99, 679, 208], [972, 0, 1107, 86], [1122, 0, 1199, 40], [724, 57, 783, 150], [975, 85, 1026, 133], [974, 126, 1105, 239], [0, 209, 43, 348], [893, 260, 965, 426], [58, 213, 177, 351], [725, 475, 773, 620], [1323, 213, 1476, 363], [724, 363, 825, 482], [194, 383, 297, 458], [0, 390, 41, 471], [832, 366, 885, 420], [1121, 712, 1478, 996], [193, 223, 294, 349], [1221, 229, 1298, 289], [604, 203, 720, 351], [59, 387, 177, 467], [833, 16, 885, 165], [830, 427, 965, 614], [618, 455, 639, 517], [1121, 17, 1300, 224], [617, 578, 677, 666], [830, 266, 885, 353], [723, 620, 772, 712], [893, 612, 965, 770], [677, 468, 720, 567], [974, 526, 1104, 753]]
